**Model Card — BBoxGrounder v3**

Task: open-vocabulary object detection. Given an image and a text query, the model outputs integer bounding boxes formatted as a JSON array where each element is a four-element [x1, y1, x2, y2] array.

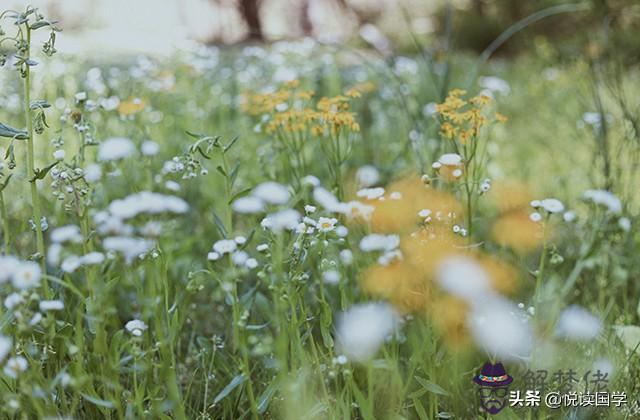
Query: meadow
[[0, 5, 639, 419]]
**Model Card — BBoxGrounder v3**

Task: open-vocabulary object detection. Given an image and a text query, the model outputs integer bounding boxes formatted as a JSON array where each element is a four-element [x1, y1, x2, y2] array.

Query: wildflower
[[4, 293, 24, 310], [304, 205, 316, 214], [317, 217, 338, 233], [213, 239, 237, 255], [108, 192, 189, 219], [302, 175, 321, 187], [11, 262, 41, 290], [117, 97, 146, 116], [436, 256, 493, 301], [0, 335, 11, 363], [335, 302, 400, 362], [125, 319, 148, 337], [262, 209, 301, 232], [165, 181, 181, 192], [359, 234, 400, 252], [207, 252, 220, 261], [583, 189, 622, 214], [356, 187, 385, 200], [340, 249, 353, 265], [3, 356, 28, 379], [141, 140, 160, 156], [232, 251, 249, 266], [61, 256, 82, 273], [467, 296, 532, 361], [98, 137, 135, 161], [256, 243, 269, 252], [84, 163, 102, 183], [563, 211, 576, 222], [438, 153, 462, 166], [252, 182, 290, 205], [418, 209, 432, 218], [355, 165, 380, 187], [555, 305, 602, 340], [103, 237, 154, 263], [323, 270, 340, 285], [51, 225, 82, 244], [619, 217, 631, 232], [245, 258, 258, 269], [0, 256, 20, 283], [53, 149, 65, 160], [478, 76, 510, 95], [335, 226, 348, 237], [39, 300, 64, 311], [540, 198, 564, 213], [232, 196, 265, 214], [529, 212, 542, 222]]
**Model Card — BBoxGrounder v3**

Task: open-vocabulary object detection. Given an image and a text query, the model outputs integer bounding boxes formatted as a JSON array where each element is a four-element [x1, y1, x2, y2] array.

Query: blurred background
[[3, 0, 639, 61]]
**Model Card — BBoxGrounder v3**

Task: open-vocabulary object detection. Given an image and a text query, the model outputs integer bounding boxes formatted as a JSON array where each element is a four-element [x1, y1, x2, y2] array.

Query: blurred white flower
[[479, 76, 510, 95], [11, 262, 41, 290], [336, 226, 349, 237], [4, 293, 24, 310], [125, 319, 148, 337], [84, 163, 102, 183], [232, 196, 265, 214], [103, 237, 154, 263], [360, 234, 399, 252], [53, 149, 66, 160], [563, 211, 576, 222], [357, 187, 385, 200], [98, 137, 135, 161], [437, 256, 493, 301], [323, 270, 340, 285], [141, 140, 160, 156], [0, 256, 20, 284], [438, 153, 462, 166], [339, 249, 353, 265], [252, 182, 290, 205], [355, 165, 380, 187], [262, 209, 301, 232], [108, 192, 189, 219], [467, 296, 533, 361], [0, 335, 11, 363], [213, 239, 237, 255], [540, 198, 564, 213], [555, 305, 602, 340], [583, 189, 622, 214], [529, 212, 542, 223], [40, 300, 65, 311], [618, 217, 631, 232], [335, 302, 400, 362], [51, 225, 82, 244], [3, 356, 27, 379]]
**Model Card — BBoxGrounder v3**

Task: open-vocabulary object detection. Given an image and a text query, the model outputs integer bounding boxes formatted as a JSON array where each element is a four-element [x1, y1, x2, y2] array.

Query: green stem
[[23, 26, 48, 293], [0, 191, 10, 253]]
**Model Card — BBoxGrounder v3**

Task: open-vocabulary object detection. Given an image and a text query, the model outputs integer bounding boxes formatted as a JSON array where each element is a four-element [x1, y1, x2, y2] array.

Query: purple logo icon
[[474, 362, 513, 415]]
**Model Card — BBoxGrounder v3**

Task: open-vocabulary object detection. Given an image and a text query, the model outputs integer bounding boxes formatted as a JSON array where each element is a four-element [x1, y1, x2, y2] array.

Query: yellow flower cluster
[[242, 81, 360, 137], [435, 89, 504, 144]]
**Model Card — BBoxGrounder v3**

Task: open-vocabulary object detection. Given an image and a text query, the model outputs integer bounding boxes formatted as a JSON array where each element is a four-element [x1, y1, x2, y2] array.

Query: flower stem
[[0, 191, 10, 253], [23, 25, 48, 295]]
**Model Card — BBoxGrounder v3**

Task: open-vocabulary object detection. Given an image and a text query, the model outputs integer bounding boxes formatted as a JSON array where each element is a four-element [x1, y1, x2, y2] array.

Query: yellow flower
[[117, 98, 146, 116]]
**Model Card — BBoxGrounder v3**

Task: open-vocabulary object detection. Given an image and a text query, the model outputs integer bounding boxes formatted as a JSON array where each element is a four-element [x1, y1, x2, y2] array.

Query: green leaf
[[216, 165, 226, 177], [30, 99, 51, 109], [257, 379, 278, 413], [30, 20, 59, 30], [213, 374, 246, 405], [229, 187, 252, 204], [0, 174, 12, 193], [223, 136, 240, 153], [0, 123, 28, 140], [414, 376, 450, 396], [80, 393, 115, 409], [29, 161, 58, 182], [212, 210, 228, 238]]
